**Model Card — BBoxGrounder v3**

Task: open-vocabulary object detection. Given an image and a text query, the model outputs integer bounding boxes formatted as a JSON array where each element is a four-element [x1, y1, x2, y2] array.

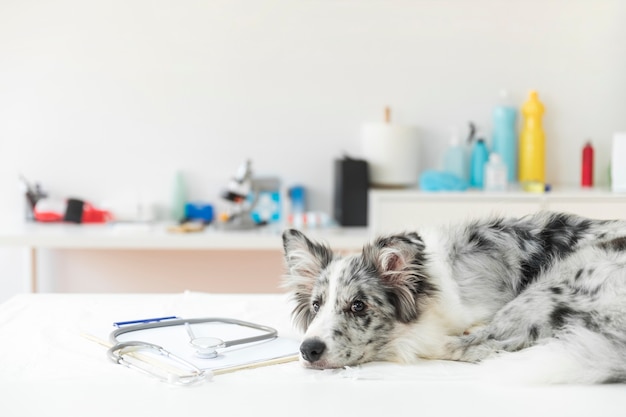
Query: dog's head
[[282, 229, 436, 369]]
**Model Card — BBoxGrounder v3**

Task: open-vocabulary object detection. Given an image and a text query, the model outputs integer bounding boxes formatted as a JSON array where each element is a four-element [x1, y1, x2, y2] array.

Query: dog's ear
[[364, 233, 434, 322], [368, 232, 426, 278], [282, 229, 333, 281], [282, 229, 334, 331]]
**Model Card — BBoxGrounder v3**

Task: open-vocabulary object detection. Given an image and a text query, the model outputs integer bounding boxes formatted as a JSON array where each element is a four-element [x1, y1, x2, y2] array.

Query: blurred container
[[519, 90, 546, 183], [611, 133, 626, 192], [288, 185, 306, 228], [492, 90, 518, 182], [443, 129, 468, 182], [470, 138, 489, 188], [170, 171, 187, 222], [185, 202, 214, 223], [581, 141, 594, 188], [484, 153, 508, 192]]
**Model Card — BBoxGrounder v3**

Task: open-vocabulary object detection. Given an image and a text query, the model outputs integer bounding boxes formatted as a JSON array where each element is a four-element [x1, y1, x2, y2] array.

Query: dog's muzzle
[[300, 337, 326, 363]]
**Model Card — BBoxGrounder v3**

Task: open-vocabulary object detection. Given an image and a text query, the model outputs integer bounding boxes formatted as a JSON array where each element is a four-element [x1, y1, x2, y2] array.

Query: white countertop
[[3, 187, 624, 251], [370, 186, 626, 200], [0, 222, 370, 250], [1, 292, 624, 417]]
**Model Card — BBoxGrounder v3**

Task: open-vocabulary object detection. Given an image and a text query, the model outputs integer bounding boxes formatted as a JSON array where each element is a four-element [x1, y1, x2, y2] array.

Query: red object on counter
[[34, 201, 113, 223], [581, 141, 594, 188], [81, 203, 113, 223], [33, 210, 63, 222]]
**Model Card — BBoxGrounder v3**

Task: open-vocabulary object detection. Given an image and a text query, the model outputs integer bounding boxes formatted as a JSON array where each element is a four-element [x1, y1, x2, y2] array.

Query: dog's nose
[[300, 338, 326, 363]]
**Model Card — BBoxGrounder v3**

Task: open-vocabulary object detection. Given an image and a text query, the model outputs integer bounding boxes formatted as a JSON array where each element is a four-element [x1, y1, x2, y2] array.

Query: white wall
[[1, 0, 625, 301]]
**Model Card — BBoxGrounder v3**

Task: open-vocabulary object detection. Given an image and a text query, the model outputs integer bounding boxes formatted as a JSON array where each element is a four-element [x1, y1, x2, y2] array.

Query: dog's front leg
[[443, 287, 557, 362]]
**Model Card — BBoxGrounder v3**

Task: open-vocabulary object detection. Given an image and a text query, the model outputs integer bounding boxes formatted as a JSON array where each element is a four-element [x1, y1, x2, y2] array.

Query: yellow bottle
[[518, 90, 546, 183]]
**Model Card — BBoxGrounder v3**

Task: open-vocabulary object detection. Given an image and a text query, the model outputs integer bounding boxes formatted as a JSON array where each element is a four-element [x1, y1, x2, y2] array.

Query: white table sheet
[[1, 292, 624, 417]]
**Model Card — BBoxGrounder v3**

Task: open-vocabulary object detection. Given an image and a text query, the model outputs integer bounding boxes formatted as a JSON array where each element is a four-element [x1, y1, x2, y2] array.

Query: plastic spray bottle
[[518, 90, 546, 184], [492, 90, 517, 182]]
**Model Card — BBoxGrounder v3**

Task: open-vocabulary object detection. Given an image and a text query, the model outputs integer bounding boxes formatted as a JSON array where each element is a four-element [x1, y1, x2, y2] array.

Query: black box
[[333, 157, 369, 226], [63, 198, 85, 223]]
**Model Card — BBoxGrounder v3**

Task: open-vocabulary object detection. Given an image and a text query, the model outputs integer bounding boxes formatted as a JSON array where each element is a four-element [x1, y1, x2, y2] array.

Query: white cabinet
[[369, 188, 626, 234], [546, 194, 626, 221]]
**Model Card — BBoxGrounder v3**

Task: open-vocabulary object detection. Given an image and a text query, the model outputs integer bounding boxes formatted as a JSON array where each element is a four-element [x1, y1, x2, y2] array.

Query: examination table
[[0, 292, 624, 417]]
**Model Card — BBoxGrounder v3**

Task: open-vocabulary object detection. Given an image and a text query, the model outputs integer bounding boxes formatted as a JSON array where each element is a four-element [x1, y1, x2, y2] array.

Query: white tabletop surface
[[1, 292, 624, 417]]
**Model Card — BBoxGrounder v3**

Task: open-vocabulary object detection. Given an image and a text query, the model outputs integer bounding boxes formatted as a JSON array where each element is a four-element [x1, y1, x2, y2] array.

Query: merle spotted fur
[[282, 211, 626, 384]]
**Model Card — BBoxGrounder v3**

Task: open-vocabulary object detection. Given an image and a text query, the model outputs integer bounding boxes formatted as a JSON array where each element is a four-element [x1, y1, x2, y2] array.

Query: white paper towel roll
[[361, 123, 420, 187]]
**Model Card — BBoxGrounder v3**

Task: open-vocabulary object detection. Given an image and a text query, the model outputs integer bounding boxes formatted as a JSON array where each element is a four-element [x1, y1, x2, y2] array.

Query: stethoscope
[[107, 318, 278, 385]]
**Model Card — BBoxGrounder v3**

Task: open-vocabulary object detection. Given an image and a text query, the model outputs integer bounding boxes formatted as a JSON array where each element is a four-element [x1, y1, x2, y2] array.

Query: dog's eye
[[351, 300, 366, 314], [312, 301, 320, 313]]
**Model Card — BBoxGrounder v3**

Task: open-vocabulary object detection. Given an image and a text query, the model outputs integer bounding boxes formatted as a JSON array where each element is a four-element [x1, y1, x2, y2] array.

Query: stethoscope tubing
[[109, 317, 278, 348]]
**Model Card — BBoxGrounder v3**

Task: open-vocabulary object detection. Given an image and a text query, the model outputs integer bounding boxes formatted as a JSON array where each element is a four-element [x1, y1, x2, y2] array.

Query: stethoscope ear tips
[[190, 337, 224, 359]]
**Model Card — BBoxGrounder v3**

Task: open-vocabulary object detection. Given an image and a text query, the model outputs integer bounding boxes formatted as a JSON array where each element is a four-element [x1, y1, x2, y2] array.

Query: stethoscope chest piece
[[190, 337, 225, 359]]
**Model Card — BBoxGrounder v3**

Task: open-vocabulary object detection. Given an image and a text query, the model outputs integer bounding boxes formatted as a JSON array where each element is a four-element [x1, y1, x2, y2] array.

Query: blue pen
[[113, 316, 179, 328]]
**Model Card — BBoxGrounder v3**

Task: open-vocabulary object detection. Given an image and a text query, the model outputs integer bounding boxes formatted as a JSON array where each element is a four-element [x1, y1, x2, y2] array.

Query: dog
[[281, 211, 626, 384]]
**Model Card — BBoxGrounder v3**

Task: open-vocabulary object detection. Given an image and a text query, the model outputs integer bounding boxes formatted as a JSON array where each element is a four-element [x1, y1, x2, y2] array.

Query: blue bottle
[[470, 138, 489, 188], [492, 90, 518, 182], [443, 130, 468, 183]]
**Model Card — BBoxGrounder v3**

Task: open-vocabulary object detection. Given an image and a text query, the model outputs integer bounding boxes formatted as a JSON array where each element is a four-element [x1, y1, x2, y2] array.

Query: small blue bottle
[[492, 90, 518, 182], [470, 138, 489, 188]]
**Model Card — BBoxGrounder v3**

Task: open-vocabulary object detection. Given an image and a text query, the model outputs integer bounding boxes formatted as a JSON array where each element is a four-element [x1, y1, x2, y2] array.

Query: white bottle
[[484, 153, 508, 192]]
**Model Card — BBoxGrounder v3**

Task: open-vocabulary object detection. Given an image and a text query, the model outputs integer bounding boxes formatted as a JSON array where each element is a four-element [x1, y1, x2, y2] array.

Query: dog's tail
[[479, 326, 626, 384]]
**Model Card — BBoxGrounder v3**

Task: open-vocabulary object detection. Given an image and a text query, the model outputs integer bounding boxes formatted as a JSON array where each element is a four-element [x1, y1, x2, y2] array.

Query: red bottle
[[581, 141, 594, 188]]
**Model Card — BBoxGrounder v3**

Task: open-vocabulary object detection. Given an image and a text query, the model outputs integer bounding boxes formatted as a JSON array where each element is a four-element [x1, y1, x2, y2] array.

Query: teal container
[[492, 106, 517, 182], [470, 139, 489, 188]]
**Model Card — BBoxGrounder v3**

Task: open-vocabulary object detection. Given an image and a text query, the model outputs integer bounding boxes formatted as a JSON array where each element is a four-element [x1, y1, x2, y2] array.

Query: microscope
[[219, 160, 260, 230]]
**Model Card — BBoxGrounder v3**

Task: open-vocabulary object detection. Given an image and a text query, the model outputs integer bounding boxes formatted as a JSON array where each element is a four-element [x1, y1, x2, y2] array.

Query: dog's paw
[[444, 334, 501, 363]]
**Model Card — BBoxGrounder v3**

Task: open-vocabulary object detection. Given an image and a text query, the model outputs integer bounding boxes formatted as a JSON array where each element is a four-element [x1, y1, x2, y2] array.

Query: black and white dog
[[282, 211, 626, 384]]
